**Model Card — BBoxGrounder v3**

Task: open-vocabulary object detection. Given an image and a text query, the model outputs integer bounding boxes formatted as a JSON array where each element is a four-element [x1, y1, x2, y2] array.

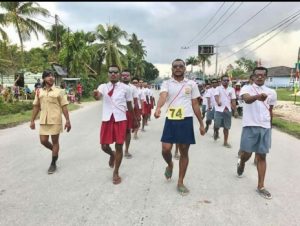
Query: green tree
[[59, 31, 91, 78], [0, 14, 8, 41], [127, 33, 147, 77], [24, 47, 49, 73], [235, 57, 257, 73], [143, 61, 159, 81], [198, 54, 211, 75], [94, 24, 128, 69], [0, 2, 49, 65], [185, 56, 199, 73], [0, 40, 21, 75]]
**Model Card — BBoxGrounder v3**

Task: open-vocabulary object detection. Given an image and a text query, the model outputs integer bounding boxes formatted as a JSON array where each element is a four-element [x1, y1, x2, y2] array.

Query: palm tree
[[0, 14, 8, 41], [0, 2, 50, 65], [198, 54, 211, 75], [94, 24, 128, 69], [127, 33, 147, 77], [59, 31, 91, 77], [43, 24, 67, 54], [185, 56, 199, 73]]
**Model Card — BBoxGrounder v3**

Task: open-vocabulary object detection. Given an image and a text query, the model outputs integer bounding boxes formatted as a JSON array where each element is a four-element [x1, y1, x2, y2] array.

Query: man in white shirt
[[237, 67, 277, 200], [205, 78, 218, 133], [120, 70, 139, 159], [154, 58, 205, 195], [214, 74, 238, 148], [93, 65, 133, 185]]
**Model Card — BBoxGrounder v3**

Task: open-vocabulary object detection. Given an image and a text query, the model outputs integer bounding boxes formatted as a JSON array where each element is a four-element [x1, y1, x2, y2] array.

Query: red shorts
[[134, 108, 141, 121], [142, 102, 151, 115], [100, 115, 127, 144], [126, 111, 133, 130]]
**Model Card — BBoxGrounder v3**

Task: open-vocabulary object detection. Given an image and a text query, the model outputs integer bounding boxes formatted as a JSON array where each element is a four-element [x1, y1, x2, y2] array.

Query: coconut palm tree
[[0, 2, 49, 65], [0, 14, 8, 41], [94, 24, 128, 69], [198, 54, 211, 75], [43, 24, 67, 53], [127, 33, 147, 77], [185, 56, 199, 73]]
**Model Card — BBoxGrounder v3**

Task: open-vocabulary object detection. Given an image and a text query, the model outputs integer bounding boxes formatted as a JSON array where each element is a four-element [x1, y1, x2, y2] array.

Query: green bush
[[0, 101, 33, 116]]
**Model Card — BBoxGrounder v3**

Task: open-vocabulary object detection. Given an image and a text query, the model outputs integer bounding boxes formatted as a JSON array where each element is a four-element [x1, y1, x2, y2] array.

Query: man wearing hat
[[30, 70, 71, 174]]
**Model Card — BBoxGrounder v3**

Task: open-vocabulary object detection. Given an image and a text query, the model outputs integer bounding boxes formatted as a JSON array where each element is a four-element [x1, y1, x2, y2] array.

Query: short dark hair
[[42, 69, 53, 79], [253, 66, 268, 76], [221, 74, 229, 80], [121, 69, 130, 74], [172, 58, 185, 66]]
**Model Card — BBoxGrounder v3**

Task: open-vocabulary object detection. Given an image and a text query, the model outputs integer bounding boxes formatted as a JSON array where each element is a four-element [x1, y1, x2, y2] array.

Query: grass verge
[[272, 117, 300, 139], [0, 103, 81, 129]]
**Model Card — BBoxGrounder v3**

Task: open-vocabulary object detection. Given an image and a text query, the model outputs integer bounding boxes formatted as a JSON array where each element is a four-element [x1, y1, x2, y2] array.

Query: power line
[[219, 11, 300, 62], [200, 2, 244, 43], [242, 15, 300, 59], [182, 2, 225, 48], [220, 8, 300, 48], [197, 2, 237, 44], [216, 2, 272, 45]]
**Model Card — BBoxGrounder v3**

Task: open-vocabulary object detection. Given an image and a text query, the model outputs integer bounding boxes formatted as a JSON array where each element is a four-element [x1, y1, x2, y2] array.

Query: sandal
[[164, 166, 173, 180], [256, 187, 272, 200], [177, 185, 190, 196], [223, 143, 232, 148]]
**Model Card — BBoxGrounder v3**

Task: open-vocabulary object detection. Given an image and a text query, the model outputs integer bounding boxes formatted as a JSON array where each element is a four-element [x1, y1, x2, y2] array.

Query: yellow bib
[[167, 107, 184, 120]]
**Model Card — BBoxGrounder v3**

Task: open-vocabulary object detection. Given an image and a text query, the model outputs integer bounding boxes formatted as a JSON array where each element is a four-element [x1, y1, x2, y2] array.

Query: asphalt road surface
[[1, 92, 300, 226]]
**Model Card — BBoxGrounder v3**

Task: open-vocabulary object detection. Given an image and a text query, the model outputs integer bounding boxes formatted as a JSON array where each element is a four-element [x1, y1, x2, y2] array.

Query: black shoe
[[48, 164, 56, 174], [237, 159, 244, 177]]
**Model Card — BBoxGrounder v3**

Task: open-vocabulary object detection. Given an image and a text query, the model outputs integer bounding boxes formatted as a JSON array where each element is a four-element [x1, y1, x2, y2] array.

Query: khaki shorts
[[40, 124, 62, 135]]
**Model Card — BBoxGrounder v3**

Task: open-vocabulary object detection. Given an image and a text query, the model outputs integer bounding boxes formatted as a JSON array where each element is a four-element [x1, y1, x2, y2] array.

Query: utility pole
[[215, 45, 218, 77]]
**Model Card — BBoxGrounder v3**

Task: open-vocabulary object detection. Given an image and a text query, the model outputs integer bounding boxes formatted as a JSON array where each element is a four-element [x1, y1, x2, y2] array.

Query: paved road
[[1, 93, 300, 226]]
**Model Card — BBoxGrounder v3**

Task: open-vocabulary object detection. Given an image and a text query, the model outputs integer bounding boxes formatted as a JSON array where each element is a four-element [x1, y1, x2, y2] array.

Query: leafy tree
[[235, 57, 257, 73], [0, 2, 50, 65], [198, 54, 211, 75], [59, 31, 91, 78], [0, 14, 8, 41], [24, 47, 49, 73], [143, 61, 159, 81], [94, 24, 128, 69], [43, 24, 67, 58], [185, 56, 199, 73]]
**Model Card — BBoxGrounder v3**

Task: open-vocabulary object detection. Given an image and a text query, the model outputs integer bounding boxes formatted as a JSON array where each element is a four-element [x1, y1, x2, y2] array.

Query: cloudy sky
[[3, 2, 300, 76]]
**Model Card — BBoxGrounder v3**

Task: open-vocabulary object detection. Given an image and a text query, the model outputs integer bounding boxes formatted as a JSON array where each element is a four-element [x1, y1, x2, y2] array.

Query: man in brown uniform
[[30, 70, 71, 174]]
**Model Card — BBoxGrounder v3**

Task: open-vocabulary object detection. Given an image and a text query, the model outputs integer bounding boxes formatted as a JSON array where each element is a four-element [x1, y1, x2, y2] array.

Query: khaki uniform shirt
[[33, 86, 68, 125]]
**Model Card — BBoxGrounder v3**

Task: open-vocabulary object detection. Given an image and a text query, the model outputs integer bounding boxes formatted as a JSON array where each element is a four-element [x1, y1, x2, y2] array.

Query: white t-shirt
[[160, 78, 200, 117], [240, 84, 277, 128], [214, 85, 236, 112], [97, 81, 132, 122], [205, 87, 216, 108], [137, 88, 145, 109]]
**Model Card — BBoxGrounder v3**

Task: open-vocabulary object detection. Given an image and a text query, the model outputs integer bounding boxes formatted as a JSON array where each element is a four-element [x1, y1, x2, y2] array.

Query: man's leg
[[256, 153, 267, 189], [47, 134, 59, 174], [162, 142, 173, 178], [124, 130, 132, 158], [205, 119, 211, 133], [113, 143, 123, 184], [177, 144, 190, 187], [223, 128, 229, 145], [40, 135, 53, 151], [237, 150, 252, 176], [174, 144, 180, 160], [101, 144, 115, 168]]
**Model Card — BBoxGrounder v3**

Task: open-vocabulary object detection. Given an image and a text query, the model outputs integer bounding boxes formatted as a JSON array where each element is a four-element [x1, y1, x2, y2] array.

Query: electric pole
[[215, 45, 218, 77]]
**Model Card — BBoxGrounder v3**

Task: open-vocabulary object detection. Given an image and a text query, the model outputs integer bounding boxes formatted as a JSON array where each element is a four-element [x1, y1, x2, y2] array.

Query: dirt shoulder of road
[[273, 101, 300, 123]]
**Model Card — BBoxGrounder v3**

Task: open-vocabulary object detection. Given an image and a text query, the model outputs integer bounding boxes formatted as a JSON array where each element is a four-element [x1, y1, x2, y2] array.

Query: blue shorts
[[214, 110, 232, 129], [161, 117, 195, 144], [206, 107, 215, 121], [240, 127, 271, 154]]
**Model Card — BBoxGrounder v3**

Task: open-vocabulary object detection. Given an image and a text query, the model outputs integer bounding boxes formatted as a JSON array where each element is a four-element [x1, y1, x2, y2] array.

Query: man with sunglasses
[[93, 65, 133, 185], [154, 58, 206, 195], [120, 70, 139, 159], [214, 74, 238, 148], [237, 66, 277, 200]]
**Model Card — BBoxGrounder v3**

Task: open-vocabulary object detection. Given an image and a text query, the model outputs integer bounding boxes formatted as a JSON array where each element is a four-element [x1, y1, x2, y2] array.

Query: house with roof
[[265, 66, 294, 88]]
